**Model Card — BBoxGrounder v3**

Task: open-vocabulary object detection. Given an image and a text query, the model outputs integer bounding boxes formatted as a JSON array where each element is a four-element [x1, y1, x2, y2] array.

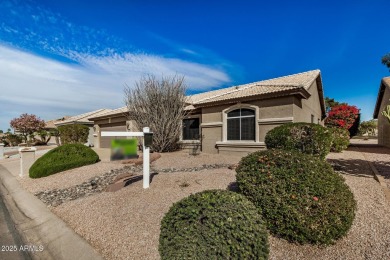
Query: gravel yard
[[17, 145, 390, 260]]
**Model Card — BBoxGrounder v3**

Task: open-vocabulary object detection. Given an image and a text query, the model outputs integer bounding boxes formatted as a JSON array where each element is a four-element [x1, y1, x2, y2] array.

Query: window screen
[[182, 118, 200, 140]]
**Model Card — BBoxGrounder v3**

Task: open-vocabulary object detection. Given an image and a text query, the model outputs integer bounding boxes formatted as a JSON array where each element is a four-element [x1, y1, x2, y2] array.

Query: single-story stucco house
[[373, 76, 390, 147], [90, 69, 326, 156], [54, 109, 112, 146]]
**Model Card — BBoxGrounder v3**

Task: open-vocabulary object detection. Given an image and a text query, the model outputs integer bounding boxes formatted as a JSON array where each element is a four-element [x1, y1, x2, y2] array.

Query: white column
[[19, 147, 37, 177], [0, 143, 4, 159], [143, 127, 150, 189], [94, 124, 101, 148]]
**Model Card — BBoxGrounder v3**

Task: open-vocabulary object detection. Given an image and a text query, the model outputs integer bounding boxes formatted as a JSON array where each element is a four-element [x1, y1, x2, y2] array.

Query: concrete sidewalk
[[0, 158, 103, 260]]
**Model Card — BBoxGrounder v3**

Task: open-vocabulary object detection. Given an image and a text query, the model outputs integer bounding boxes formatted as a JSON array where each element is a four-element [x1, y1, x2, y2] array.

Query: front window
[[227, 108, 255, 140], [182, 118, 200, 140]]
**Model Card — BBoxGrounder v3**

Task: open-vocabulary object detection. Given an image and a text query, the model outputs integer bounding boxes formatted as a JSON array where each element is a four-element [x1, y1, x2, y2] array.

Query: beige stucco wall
[[199, 97, 295, 155], [378, 86, 390, 147], [293, 80, 324, 125], [200, 105, 228, 154]]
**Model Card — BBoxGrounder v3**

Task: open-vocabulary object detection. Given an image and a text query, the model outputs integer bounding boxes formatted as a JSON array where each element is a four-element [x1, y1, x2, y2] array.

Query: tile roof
[[89, 106, 128, 119], [187, 70, 320, 105], [383, 77, 390, 88], [55, 109, 112, 125], [45, 116, 71, 128], [86, 70, 323, 119]]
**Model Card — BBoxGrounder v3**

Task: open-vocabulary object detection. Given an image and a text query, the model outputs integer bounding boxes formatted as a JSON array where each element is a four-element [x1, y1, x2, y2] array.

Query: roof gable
[[373, 77, 390, 118]]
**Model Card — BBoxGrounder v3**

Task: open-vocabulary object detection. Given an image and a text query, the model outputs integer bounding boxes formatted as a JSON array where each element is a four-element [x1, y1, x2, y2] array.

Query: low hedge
[[29, 144, 99, 178], [159, 190, 269, 259], [265, 123, 332, 160], [328, 127, 350, 152], [236, 149, 356, 245]]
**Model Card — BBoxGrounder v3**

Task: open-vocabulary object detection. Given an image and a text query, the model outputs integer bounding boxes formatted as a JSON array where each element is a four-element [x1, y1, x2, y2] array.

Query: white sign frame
[[101, 127, 151, 189]]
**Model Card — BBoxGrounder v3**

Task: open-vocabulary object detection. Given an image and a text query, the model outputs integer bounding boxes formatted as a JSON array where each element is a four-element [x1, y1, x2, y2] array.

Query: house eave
[[373, 79, 388, 118], [191, 88, 310, 108]]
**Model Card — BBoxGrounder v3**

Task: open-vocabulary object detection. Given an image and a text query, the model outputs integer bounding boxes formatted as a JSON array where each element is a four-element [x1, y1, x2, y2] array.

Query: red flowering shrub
[[325, 105, 359, 130]]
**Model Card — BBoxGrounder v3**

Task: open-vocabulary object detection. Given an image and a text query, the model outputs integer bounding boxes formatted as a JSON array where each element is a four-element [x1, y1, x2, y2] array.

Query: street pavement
[[0, 149, 103, 260], [0, 192, 30, 260]]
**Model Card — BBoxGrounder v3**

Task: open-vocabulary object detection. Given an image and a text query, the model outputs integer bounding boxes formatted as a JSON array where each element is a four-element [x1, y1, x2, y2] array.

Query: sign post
[[142, 127, 150, 189], [101, 129, 153, 189]]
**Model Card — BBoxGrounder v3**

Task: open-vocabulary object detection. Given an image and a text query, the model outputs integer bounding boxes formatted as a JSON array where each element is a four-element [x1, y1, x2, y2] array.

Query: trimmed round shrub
[[236, 149, 356, 245], [265, 122, 332, 160], [159, 190, 269, 259], [29, 144, 99, 178], [328, 127, 350, 152]]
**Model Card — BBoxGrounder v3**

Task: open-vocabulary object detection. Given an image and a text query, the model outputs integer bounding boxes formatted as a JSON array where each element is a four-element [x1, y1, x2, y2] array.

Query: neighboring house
[[91, 70, 326, 155], [55, 109, 112, 146], [44, 116, 71, 130], [373, 77, 390, 147], [41, 116, 70, 145], [88, 107, 129, 148]]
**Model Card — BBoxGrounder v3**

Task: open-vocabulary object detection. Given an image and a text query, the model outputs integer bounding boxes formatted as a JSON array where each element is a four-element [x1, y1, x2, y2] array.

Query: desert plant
[[328, 127, 350, 152], [236, 149, 356, 245], [2, 133, 23, 146], [265, 123, 332, 160], [29, 144, 99, 178], [58, 124, 90, 144], [124, 74, 188, 152], [159, 190, 269, 259], [358, 119, 377, 136]]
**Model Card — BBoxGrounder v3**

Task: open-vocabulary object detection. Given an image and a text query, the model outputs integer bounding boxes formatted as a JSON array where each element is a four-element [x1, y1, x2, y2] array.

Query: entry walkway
[[350, 139, 390, 191]]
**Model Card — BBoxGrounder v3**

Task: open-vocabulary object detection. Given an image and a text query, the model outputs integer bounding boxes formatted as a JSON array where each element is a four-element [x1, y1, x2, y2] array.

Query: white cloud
[[0, 44, 232, 130]]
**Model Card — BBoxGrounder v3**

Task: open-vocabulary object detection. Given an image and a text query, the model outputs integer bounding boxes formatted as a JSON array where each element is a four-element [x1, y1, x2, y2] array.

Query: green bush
[[236, 149, 356, 245], [265, 123, 332, 160], [58, 124, 90, 144], [159, 190, 269, 260], [29, 144, 99, 178], [328, 127, 350, 152]]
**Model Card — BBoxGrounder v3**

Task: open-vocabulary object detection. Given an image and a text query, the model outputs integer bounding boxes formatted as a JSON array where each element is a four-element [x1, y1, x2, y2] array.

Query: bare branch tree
[[124, 75, 189, 152]]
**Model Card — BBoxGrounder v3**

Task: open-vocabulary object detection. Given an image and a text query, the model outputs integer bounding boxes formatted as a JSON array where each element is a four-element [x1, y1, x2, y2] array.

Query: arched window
[[227, 108, 255, 140]]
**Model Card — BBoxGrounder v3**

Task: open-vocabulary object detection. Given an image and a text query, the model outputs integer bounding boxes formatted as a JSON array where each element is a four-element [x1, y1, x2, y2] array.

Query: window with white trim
[[227, 108, 255, 140]]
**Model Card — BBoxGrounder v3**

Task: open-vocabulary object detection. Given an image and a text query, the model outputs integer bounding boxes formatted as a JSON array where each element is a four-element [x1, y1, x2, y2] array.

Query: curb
[[0, 165, 103, 260]]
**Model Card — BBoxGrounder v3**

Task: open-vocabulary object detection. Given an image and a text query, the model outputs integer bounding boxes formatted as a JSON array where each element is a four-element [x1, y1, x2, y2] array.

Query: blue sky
[[1, 0, 389, 131]]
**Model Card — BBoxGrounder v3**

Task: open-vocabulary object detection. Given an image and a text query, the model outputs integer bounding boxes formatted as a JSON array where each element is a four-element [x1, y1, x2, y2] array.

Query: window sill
[[179, 140, 201, 144], [216, 141, 265, 148]]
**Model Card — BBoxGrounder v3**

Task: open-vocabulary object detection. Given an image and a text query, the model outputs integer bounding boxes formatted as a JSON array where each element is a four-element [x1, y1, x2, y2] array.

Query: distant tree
[[324, 97, 347, 112], [10, 113, 45, 143], [325, 105, 360, 137], [359, 119, 378, 136], [381, 53, 390, 71], [34, 130, 51, 145], [7, 128, 11, 133], [58, 125, 89, 144], [124, 74, 188, 152], [0, 130, 3, 133]]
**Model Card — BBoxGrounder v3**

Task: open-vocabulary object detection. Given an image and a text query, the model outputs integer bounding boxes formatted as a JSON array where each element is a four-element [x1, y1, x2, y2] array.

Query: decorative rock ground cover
[[35, 163, 234, 207]]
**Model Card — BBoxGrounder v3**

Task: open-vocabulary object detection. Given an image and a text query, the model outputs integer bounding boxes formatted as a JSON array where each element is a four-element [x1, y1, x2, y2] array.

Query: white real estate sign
[[101, 127, 151, 189]]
